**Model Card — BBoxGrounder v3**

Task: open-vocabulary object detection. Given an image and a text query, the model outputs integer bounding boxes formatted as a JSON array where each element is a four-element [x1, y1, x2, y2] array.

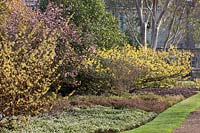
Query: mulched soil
[[130, 88, 199, 98], [173, 109, 200, 133]]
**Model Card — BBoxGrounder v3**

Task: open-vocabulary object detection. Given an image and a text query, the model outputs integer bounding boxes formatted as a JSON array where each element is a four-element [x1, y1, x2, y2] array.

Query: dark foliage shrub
[[76, 70, 112, 95], [39, 0, 127, 49]]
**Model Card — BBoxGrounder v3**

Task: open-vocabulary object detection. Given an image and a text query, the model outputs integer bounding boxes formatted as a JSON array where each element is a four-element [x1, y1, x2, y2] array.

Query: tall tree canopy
[[40, 0, 127, 49]]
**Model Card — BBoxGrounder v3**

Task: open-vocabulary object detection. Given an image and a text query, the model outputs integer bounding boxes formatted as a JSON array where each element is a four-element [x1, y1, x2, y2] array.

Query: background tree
[[121, 0, 199, 50], [190, 1, 200, 46], [40, 0, 127, 49]]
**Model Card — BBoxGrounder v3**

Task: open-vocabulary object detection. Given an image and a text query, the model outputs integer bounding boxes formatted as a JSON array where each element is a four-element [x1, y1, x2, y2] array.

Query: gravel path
[[173, 109, 200, 133]]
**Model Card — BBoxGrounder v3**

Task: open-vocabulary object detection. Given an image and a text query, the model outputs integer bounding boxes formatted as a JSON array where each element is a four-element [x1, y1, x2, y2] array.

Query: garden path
[[173, 109, 200, 133]]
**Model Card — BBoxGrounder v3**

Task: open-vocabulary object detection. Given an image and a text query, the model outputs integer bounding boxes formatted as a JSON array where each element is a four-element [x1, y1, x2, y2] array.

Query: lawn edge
[[122, 92, 200, 133]]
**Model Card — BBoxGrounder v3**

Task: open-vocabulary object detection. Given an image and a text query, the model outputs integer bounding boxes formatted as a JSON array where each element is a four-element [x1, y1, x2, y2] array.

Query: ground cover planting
[[0, 106, 156, 133]]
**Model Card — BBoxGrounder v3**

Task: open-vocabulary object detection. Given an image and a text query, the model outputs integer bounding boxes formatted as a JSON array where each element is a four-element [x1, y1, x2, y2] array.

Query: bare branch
[[163, 4, 181, 49], [156, 0, 172, 25], [135, 0, 144, 23], [124, 9, 142, 46]]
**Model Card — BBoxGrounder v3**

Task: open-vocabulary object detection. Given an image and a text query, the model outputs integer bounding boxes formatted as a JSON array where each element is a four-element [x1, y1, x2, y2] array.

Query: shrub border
[[123, 92, 200, 133]]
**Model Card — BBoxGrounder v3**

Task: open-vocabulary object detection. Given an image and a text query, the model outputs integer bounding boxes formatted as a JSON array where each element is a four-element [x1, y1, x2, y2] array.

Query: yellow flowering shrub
[[0, 0, 5, 13], [98, 45, 191, 91], [77, 52, 113, 95], [0, 0, 82, 116]]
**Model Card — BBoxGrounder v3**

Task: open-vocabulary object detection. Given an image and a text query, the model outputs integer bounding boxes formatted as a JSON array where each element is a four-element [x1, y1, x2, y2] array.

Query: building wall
[[23, 0, 39, 9]]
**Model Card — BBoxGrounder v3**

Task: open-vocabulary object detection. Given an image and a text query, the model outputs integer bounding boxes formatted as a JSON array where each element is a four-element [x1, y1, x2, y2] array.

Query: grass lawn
[[1, 106, 156, 133], [123, 92, 200, 133]]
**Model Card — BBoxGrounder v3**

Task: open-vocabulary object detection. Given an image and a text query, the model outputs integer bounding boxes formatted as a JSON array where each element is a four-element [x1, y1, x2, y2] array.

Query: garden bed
[[1, 88, 198, 133], [131, 87, 199, 98], [70, 94, 184, 113]]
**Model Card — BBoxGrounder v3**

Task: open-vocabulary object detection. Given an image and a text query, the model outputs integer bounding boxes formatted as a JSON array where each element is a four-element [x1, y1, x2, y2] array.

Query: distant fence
[[191, 68, 200, 79], [157, 48, 200, 79], [179, 49, 200, 79], [188, 49, 200, 79]]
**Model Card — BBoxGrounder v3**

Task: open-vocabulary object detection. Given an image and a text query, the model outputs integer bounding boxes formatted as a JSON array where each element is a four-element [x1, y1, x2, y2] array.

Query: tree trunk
[[141, 22, 148, 49], [152, 27, 160, 51]]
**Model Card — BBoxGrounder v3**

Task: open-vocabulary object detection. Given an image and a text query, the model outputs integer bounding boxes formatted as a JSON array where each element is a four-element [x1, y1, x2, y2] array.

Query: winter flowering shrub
[[0, 0, 6, 14], [75, 46, 112, 95], [0, 0, 84, 116], [94, 45, 192, 93]]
